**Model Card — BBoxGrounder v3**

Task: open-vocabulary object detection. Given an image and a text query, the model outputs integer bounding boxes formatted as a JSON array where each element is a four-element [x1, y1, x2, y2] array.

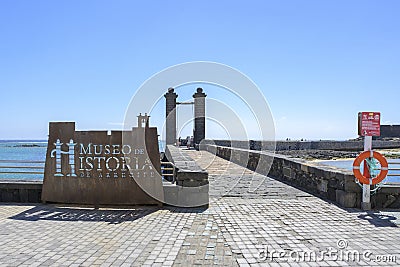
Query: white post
[[361, 135, 372, 210]]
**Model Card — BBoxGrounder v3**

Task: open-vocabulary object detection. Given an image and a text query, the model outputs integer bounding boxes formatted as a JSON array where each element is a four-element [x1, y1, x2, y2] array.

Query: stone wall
[[163, 145, 209, 207], [0, 181, 42, 203], [201, 144, 400, 209], [205, 139, 400, 151], [165, 145, 208, 187]]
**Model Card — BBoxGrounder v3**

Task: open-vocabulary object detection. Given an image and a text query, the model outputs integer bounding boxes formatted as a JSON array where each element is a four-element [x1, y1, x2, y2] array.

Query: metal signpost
[[357, 112, 381, 210]]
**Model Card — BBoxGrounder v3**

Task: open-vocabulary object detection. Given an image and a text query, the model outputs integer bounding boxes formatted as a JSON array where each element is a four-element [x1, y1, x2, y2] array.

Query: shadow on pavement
[[357, 211, 398, 227], [9, 205, 160, 224], [166, 206, 208, 213]]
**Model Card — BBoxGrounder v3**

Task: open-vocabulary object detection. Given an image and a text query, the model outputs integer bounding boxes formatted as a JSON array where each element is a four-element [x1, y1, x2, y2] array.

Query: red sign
[[358, 112, 381, 136]]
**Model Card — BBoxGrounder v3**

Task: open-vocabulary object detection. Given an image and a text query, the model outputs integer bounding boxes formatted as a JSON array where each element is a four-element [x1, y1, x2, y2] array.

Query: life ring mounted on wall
[[353, 150, 388, 185]]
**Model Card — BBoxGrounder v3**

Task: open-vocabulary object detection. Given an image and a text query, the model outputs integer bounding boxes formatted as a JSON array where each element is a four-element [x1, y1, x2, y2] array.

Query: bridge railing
[[384, 161, 400, 178], [0, 160, 45, 179], [160, 161, 176, 183]]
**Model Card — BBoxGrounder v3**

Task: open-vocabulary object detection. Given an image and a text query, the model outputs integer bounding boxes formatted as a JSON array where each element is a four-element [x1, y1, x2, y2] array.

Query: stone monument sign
[[42, 116, 163, 205]]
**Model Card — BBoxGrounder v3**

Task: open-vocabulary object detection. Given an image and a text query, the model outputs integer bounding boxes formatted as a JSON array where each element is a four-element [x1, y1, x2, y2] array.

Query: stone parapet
[[165, 145, 208, 187], [163, 145, 209, 207]]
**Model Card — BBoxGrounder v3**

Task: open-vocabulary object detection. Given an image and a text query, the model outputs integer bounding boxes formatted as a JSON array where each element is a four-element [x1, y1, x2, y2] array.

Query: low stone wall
[[164, 146, 209, 207], [165, 146, 208, 187], [201, 144, 400, 209], [205, 139, 400, 151], [0, 181, 42, 203]]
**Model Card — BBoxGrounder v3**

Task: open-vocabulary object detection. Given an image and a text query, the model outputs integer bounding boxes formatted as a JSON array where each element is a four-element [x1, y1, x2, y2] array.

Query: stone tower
[[164, 88, 178, 145], [137, 113, 150, 128], [193, 88, 206, 145]]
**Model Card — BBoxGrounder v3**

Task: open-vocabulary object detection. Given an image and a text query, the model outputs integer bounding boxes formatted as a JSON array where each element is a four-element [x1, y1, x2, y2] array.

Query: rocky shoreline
[[275, 149, 359, 160], [275, 148, 400, 161]]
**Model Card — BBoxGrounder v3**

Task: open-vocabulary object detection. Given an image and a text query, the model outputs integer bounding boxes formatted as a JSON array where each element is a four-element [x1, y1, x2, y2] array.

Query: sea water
[[0, 140, 166, 181], [318, 158, 400, 183], [0, 140, 47, 181]]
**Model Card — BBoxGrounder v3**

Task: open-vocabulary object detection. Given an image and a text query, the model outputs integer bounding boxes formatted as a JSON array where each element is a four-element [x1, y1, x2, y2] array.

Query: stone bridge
[[0, 148, 399, 266]]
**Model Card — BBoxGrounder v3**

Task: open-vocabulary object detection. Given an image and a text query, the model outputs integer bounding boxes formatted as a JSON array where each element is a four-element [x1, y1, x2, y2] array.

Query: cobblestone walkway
[[0, 150, 400, 266]]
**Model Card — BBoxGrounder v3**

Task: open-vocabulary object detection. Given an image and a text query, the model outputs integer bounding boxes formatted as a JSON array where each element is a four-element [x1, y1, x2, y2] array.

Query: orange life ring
[[353, 151, 388, 185]]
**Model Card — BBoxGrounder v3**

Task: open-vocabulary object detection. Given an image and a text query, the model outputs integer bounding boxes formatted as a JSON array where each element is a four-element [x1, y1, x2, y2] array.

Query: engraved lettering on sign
[[52, 140, 155, 179], [50, 139, 77, 177]]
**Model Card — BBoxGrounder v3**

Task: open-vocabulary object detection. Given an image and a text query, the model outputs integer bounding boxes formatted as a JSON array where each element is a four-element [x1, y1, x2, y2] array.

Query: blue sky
[[0, 0, 399, 140]]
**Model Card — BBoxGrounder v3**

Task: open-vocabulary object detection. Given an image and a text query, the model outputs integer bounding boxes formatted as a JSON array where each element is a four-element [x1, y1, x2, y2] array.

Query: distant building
[[380, 125, 400, 138]]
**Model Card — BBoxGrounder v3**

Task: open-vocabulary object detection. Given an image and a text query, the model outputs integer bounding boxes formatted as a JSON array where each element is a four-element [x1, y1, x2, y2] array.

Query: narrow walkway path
[[185, 149, 312, 199]]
